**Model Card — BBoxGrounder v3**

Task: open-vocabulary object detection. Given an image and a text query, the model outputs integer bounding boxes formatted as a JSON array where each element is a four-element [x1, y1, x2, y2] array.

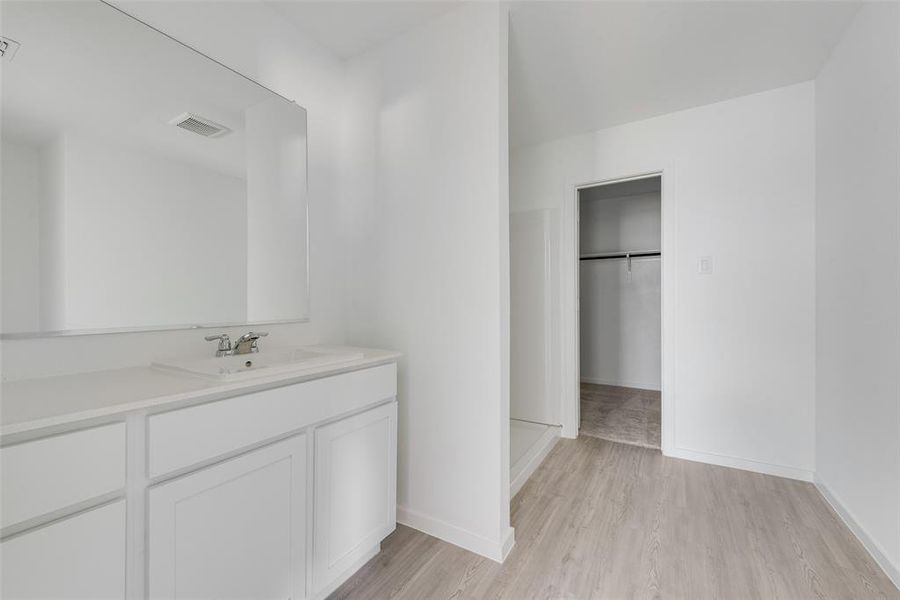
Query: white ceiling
[[266, 1, 458, 59], [261, 1, 859, 147], [27, 1, 858, 157], [508, 1, 861, 147]]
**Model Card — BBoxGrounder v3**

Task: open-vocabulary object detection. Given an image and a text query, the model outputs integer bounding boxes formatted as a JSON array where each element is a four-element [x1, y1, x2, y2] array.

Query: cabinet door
[[313, 402, 396, 592], [1, 500, 126, 599], [148, 435, 307, 600]]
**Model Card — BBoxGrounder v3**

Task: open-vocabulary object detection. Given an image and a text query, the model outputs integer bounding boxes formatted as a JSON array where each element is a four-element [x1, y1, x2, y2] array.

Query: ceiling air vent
[[0, 37, 21, 62], [169, 113, 230, 138]]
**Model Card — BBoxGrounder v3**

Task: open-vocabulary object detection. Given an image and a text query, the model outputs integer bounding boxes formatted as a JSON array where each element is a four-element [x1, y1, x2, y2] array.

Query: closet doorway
[[577, 175, 661, 449]]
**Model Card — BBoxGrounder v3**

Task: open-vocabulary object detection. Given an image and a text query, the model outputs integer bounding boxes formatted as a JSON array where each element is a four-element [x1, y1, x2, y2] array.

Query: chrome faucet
[[204, 331, 268, 356], [233, 331, 268, 355]]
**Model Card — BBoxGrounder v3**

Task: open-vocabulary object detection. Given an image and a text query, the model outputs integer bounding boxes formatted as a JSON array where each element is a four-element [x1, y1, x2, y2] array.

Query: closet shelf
[[579, 250, 661, 261]]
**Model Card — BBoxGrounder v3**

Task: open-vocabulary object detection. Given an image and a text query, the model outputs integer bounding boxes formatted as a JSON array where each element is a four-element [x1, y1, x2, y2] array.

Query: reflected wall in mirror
[[0, 1, 309, 336]]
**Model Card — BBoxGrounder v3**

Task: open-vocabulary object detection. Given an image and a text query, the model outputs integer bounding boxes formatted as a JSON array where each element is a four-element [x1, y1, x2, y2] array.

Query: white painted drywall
[[0, 141, 41, 333], [1, 1, 348, 380], [60, 133, 247, 330], [579, 189, 661, 255], [579, 189, 661, 390], [245, 98, 309, 323], [814, 3, 900, 584], [341, 4, 512, 560], [38, 136, 66, 333], [510, 209, 560, 425], [511, 82, 816, 478], [580, 259, 661, 391]]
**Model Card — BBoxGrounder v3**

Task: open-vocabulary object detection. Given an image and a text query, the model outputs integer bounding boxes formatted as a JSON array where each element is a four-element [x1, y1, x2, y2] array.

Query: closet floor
[[580, 383, 661, 449]]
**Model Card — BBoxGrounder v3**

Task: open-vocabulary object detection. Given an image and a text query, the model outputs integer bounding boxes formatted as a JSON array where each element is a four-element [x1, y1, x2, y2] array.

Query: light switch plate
[[698, 256, 713, 274]]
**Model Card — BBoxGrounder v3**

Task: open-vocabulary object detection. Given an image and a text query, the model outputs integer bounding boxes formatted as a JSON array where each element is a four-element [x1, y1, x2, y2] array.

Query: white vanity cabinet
[[0, 359, 398, 600], [148, 435, 308, 600], [313, 402, 397, 593]]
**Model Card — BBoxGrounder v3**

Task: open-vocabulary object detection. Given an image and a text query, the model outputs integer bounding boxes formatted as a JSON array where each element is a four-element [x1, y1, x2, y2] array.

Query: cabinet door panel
[[148, 435, 307, 600], [1, 500, 126, 599], [313, 402, 396, 592]]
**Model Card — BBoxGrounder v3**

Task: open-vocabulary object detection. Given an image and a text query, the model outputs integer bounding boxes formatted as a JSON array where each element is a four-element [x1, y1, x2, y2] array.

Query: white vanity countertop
[[0, 346, 401, 438]]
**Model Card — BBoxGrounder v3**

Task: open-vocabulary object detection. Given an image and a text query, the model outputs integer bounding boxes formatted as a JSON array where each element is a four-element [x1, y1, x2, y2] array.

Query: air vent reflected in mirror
[[0, 37, 21, 62], [168, 112, 230, 138]]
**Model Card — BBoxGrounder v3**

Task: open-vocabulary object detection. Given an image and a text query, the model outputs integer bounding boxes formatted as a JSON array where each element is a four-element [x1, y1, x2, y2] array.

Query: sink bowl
[[152, 347, 365, 381]]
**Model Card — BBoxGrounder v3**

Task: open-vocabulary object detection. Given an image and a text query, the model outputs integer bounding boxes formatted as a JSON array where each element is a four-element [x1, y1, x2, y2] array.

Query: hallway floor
[[330, 436, 898, 599], [580, 383, 661, 449]]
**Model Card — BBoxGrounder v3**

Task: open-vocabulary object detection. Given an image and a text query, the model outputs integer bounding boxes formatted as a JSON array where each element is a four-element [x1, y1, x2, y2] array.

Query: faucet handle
[[204, 333, 232, 353], [237, 331, 268, 341]]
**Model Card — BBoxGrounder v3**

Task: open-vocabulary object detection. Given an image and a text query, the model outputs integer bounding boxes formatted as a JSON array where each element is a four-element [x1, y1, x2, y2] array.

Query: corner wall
[[511, 81, 817, 479], [341, 4, 513, 561], [814, 2, 900, 585]]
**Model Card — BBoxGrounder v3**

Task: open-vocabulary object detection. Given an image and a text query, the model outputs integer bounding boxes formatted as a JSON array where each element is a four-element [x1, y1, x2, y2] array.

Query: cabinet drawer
[[148, 363, 397, 478], [1, 423, 126, 529], [1, 500, 127, 600]]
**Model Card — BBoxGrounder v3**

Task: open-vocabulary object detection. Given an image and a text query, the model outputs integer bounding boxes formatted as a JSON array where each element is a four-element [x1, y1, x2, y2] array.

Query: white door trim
[[561, 168, 675, 456]]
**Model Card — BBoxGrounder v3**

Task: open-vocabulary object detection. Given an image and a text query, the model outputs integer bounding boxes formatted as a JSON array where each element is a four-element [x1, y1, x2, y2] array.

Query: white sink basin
[[152, 347, 365, 381]]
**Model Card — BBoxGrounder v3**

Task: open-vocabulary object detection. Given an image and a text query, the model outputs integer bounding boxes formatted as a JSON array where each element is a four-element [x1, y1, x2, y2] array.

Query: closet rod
[[579, 251, 661, 261]]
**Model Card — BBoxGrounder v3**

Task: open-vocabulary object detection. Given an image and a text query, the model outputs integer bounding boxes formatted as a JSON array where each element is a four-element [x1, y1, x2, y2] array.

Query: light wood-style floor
[[581, 383, 661, 449], [330, 436, 898, 600]]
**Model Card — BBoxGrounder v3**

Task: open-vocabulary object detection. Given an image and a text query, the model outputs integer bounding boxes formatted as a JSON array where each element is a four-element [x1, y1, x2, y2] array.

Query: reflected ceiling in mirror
[[0, 0, 309, 337]]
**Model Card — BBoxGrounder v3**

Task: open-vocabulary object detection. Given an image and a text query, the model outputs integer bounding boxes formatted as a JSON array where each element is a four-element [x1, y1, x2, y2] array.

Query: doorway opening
[[577, 175, 662, 449]]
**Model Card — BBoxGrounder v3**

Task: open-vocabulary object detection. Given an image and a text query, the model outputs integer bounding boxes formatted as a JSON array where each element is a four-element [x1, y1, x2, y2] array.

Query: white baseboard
[[510, 425, 560, 498], [815, 476, 900, 590], [499, 525, 516, 562], [397, 505, 515, 563], [665, 446, 814, 482], [579, 376, 661, 391]]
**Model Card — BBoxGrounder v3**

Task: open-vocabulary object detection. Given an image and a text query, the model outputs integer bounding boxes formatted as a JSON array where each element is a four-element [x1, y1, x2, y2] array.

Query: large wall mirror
[[0, 1, 309, 337]]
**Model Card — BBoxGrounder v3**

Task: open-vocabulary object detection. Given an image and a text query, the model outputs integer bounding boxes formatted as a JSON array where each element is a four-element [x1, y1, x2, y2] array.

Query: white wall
[[61, 133, 247, 330], [1, 1, 348, 380], [245, 98, 309, 323], [579, 188, 661, 389], [580, 259, 661, 390], [579, 189, 661, 254], [510, 209, 559, 424], [0, 141, 41, 333], [38, 136, 66, 332], [341, 4, 513, 561], [814, 3, 900, 585], [511, 81, 817, 479]]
